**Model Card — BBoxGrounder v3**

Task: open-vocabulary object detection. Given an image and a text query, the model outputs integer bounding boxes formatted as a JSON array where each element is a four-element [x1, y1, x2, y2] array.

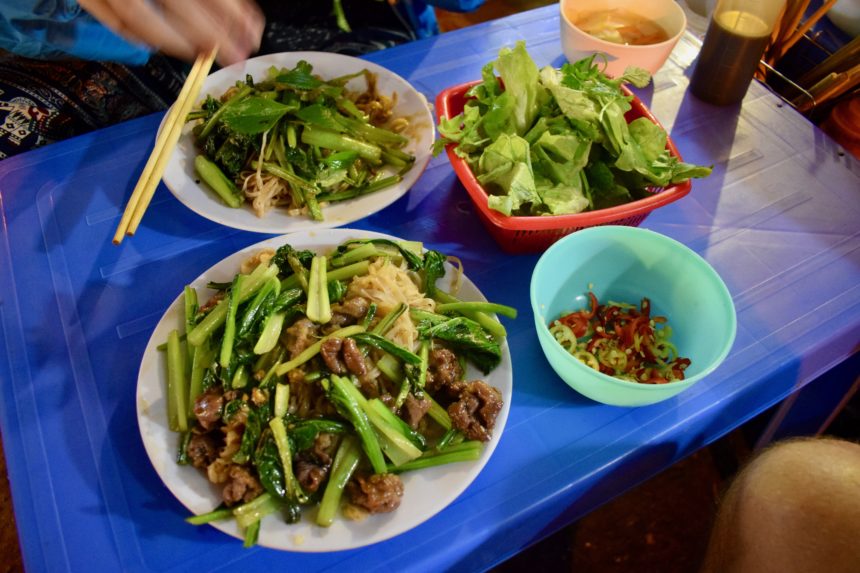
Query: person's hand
[[78, 0, 265, 66]]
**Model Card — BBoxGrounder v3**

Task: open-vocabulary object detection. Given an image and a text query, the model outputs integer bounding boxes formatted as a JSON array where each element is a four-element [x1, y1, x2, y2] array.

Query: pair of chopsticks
[[794, 63, 860, 113], [112, 48, 218, 245], [769, 0, 838, 63], [762, 0, 840, 67]]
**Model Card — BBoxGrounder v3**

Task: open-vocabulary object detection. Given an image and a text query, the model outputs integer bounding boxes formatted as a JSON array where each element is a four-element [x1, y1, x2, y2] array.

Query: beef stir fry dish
[[163, 238, 514, 546]]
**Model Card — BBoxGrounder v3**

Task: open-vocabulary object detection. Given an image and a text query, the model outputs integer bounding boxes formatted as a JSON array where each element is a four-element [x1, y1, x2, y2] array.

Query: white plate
[[161, 53, 435, 234], [136, 228, 513, 552]]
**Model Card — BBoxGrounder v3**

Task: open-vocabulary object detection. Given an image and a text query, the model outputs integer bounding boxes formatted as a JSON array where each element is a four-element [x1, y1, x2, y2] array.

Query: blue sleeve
[[0, 0, 152, 64], [423, 0, 486, 13], [395, 0, 486, 39]]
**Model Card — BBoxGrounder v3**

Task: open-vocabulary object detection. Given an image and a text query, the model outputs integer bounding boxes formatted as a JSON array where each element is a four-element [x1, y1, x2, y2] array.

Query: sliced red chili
[[558, 311, 590, 338], [552, 292, 690, 384]]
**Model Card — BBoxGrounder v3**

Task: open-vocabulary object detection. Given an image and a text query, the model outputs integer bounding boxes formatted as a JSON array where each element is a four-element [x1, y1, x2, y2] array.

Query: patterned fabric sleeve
[[0, 50, 186, 159]]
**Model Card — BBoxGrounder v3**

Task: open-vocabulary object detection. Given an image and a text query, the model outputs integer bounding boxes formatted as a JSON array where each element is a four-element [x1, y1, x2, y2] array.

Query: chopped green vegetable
[[328, 375, 387, 475], [194, 155, 244, 208], [186, 506, 233, 525], [233, 492, 282, 530], [220, 275, 244, 368], [317, 436, 361, 527], [419, 316, 502, 374], [166, 329, 188, 432], [388, 440, 483, 473], [436, 301, 518, 319], [188, 262, 279, 347], [269, 417, 308, 504], [349, 331, 421, 365], [306, 255, 332, 324]]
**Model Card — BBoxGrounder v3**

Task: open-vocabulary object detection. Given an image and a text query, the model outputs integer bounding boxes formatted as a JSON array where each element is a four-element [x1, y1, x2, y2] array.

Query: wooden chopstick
[[112, 47, 218, 245], [795, 63, 860, 112], [798, 35, 860, 88], [774, 0, 838, 61], [768, 0, 809, 63]]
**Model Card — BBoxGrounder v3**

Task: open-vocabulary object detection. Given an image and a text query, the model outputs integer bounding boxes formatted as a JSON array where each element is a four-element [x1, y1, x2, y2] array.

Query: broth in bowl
[[571, 8, 671, 45]]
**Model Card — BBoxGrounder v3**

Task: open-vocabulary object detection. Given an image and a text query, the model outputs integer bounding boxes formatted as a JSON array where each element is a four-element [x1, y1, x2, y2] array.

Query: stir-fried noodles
[[188, 63, 415, 220]]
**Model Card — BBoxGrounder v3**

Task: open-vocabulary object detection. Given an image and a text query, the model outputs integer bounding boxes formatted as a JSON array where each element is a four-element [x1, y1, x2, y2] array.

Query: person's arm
[[76, 0, 264, 65]]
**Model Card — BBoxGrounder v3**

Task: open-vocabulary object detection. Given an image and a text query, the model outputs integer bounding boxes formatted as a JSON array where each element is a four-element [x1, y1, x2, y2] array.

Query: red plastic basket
[[435, 80, 692, 254]]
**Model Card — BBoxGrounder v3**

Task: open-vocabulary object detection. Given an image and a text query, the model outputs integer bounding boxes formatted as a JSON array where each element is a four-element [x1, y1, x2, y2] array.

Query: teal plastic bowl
[[530, 226, 736, 406]]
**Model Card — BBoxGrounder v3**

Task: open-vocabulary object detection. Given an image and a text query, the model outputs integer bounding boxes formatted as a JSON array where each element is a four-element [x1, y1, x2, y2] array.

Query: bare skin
[[78, 0, 264, 66], [700, 437, 860, 573]]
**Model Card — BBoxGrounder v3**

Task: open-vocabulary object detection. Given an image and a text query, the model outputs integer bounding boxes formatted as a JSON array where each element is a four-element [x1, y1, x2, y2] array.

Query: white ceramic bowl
[[560, 0, 687, 78]]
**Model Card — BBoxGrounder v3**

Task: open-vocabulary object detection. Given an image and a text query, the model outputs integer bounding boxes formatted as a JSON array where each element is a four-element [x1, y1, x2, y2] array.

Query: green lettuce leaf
[[477, 134, 539, 215], [494, 41, 544, 135]]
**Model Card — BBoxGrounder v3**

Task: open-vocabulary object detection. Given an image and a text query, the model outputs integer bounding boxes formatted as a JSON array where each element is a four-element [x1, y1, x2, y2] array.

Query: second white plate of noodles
[[161, 52, 434, 234]]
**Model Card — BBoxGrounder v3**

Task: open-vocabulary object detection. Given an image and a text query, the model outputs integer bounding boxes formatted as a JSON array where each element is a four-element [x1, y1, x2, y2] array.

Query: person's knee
[[743, 437, 860, 512], [733, 437, 860, 572]]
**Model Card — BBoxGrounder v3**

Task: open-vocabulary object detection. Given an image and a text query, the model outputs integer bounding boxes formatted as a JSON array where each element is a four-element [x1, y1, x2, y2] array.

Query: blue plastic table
[[1, 6, 859, 572]]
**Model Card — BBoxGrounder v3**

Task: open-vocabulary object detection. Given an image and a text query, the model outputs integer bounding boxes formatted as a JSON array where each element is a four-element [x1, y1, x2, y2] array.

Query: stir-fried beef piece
[[320, 337, 368, 377], [284, 318, 320, 358], [186, 433, 220, 469], [289, 368, 330, 418], [296, 460, 328, 493], [320, 337, 347, 374], [402, 393, 431, 429], [193, 389, 224, 430], [347, 473, 404, 514], [294, 433, 337, 493], [358, 375, 381, 399], [323, 312, 352, 333], [287, 368, 306, 385], [334, 296, 370, 319], [251, 387, 268, 407], [312, 432, 337, 466], [426, 347, 465, 398], [323, 297, 370, 334], [222, 465, 263, 506], [341, 338, 367, 376], [220, 426, 243, 459], [198, 291, 225, 314], [448, 380, 503, 442]]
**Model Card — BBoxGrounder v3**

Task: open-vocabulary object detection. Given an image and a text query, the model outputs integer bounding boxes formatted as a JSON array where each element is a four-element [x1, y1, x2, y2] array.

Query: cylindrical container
[[821, 95, 860, 160], [689, 0, 786, 105]]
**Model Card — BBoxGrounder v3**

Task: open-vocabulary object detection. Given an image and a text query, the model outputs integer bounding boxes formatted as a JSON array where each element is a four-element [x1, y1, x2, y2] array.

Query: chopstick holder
[[113, 47, 218, 245]]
